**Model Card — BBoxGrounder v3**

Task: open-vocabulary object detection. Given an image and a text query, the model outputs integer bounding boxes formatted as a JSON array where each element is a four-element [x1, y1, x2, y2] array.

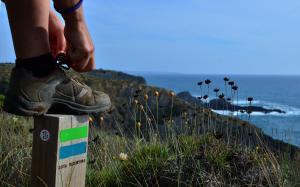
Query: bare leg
[[3, 0, 50, 59]]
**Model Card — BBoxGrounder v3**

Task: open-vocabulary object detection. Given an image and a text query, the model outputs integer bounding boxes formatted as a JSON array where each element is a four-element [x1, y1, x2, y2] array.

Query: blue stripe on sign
[[59, 142, 87, 160]]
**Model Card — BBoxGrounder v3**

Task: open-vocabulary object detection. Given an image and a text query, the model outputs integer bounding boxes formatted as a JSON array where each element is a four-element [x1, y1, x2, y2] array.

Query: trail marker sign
[[31, 115, 89, 187]]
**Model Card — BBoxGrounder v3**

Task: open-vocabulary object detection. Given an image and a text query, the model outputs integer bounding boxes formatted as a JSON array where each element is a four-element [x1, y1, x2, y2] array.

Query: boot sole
[[3, 95, 111, 116], [50, 98, 112, 115]]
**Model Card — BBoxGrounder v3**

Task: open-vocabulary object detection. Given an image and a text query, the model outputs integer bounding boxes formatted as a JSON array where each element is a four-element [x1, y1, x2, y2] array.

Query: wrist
[[54, 0, 83, 14], [63, 7, 84, 26]]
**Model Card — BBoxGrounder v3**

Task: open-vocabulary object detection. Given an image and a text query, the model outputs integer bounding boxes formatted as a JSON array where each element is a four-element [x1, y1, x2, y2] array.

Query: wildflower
[[139, 104, 144, 110], [137, 122, 141, 129], [12, 117, 18, 123], [223, 77, 229, 82], [89, 117, 93, 123], [144, 94, 149, 100], [256, 146, 260, 151], [228, 81, 235, 86], [154, 91, 159, 97], [99, 116, 104, 121], [247, 97, 253, 102], [213, 88, 220, 93], [167, 119, 174, 126], [118, 153, 129, 161], [169, 91, 175, 97], [205, 79, 211, 85], [223, 77, 229, 97], [218, 93, 225, 99], [134, 99, 139, 105], [197, 81, 203, 86], [232, 85, 238, 91], [213, 88, 220, 97]]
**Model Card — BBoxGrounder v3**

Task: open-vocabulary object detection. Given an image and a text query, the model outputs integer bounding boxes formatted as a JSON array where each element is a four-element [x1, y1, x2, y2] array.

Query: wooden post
[[31, 114, 89, 187]]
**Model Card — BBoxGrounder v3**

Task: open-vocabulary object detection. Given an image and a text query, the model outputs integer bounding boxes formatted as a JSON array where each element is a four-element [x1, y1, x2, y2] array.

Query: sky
[[1, 0, 300, 75]]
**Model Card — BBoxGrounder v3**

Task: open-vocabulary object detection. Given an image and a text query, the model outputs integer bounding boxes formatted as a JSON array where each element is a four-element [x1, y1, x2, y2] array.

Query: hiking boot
[[49, 77, 111, 114], [4, 66, 111, 116], [3, 67, 65, 116]]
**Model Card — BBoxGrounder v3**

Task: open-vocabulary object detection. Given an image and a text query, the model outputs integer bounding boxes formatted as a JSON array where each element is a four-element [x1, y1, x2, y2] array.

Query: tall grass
[[0, 92, 300, 187]]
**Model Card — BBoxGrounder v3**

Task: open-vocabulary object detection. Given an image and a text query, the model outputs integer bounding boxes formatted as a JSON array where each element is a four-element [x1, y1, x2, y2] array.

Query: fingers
[[56, 31, 67, 54], [67, 45, 95, 72], [82, 56, 95, 72], [64, 20, 96, 72]]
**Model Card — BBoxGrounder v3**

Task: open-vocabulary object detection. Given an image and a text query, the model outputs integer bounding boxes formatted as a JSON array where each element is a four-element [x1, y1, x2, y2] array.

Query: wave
[[213, 104, 300, 116], [261, 101, 300, 116], [232, 100, 260, 105], [192, 94, 300, 116], [213, 110, 300, 116]]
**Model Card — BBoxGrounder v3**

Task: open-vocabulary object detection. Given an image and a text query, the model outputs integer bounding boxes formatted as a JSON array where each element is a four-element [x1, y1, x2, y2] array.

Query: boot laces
[[55, 53, 70, 70], [55, 53, 88, 87]]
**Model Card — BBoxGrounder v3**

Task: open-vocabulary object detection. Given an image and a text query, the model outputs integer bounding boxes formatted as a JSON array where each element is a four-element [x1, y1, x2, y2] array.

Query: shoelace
[[55, 53, 70, 70], [55, 53, 88, 87]]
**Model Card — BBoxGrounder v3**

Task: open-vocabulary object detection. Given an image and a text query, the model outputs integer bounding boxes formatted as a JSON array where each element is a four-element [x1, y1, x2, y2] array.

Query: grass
[[0, 63, 300, 186], [1, 108, 300, 187]]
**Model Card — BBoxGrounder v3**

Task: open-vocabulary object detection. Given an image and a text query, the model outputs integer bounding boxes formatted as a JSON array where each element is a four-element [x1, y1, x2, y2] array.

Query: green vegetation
[[1, 112, 300, 187], [1, 64, 300, 186]]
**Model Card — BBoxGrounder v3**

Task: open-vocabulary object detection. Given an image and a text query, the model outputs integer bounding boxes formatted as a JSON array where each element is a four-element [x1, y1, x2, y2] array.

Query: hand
[[49, 10, 67, 57], [63, 9, 95, 72]]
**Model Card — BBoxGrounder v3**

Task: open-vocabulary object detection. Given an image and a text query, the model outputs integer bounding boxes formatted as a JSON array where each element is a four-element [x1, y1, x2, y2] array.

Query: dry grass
[[1, 109, 300, 187]]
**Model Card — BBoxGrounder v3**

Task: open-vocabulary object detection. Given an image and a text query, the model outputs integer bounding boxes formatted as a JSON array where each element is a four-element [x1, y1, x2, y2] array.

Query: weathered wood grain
[[31, 115, 89, 187]]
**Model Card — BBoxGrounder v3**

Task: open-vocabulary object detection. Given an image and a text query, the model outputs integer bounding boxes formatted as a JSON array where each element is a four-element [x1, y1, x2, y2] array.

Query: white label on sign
[[40, 130, 50, 142]]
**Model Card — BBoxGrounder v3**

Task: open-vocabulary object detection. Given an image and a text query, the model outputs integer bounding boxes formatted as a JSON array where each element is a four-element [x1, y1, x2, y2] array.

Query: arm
[[52, 0, 95, 72]]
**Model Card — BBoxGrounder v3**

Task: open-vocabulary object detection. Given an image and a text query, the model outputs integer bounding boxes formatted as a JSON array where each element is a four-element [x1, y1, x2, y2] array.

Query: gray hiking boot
[[3, 67, 65, 116], [4, 66, 111, 116], [50, 78, 111, 114]]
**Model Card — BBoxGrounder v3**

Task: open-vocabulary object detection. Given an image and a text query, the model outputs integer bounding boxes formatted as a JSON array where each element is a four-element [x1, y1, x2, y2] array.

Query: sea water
[[137, 73, 300, 147]]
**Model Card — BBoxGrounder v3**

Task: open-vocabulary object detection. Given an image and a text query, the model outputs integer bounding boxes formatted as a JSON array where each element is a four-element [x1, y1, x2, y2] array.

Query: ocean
[[134, 73, 300, 147]]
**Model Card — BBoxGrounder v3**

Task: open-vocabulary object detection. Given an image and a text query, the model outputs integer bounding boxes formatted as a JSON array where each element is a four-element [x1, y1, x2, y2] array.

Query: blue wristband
[[54, 0, 83, 14]]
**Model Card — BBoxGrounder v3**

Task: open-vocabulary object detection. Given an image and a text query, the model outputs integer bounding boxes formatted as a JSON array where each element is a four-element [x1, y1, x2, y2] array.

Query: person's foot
[[49, 77, 111, 115], [3, 66, 111, 116]]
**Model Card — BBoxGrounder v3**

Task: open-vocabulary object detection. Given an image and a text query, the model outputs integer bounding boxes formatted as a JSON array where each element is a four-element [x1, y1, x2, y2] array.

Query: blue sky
[[1, 0, 300, 75]]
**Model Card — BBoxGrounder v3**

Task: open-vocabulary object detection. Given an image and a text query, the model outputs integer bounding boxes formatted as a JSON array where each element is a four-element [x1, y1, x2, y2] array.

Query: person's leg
[[4, 0, 50, 59], [3, 0, 111, 116]]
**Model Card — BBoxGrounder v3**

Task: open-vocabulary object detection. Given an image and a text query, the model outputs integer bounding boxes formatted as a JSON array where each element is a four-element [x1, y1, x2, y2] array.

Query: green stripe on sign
[[60, 125, 88, 142]]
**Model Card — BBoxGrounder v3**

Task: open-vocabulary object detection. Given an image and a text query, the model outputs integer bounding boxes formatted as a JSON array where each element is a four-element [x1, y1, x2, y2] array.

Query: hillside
[[1, 63, 300, 186]]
